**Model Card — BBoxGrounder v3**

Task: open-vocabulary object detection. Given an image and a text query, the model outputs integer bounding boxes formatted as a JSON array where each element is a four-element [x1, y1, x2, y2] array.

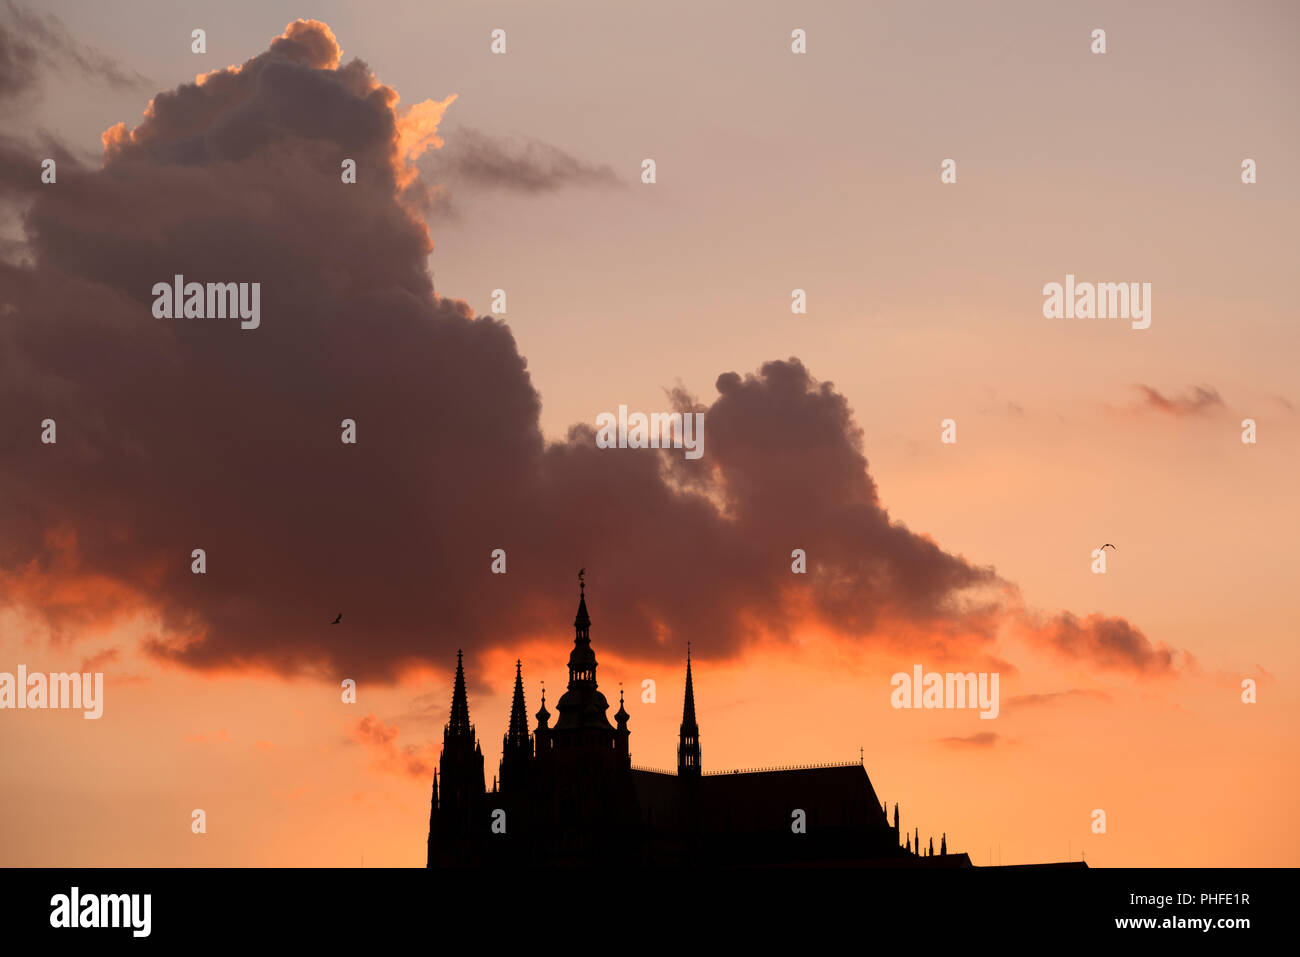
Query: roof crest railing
[[629, 760, 862, 776], [703, 761, 861, 775]]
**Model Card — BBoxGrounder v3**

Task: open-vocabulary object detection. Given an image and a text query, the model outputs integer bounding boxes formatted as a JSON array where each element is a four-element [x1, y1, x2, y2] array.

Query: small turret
[[614, 683, 631, 766], [615, 684, 629, 729], [535, 681, 550, 730]]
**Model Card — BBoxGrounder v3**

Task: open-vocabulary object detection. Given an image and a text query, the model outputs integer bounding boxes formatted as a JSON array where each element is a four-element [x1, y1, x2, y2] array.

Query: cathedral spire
[[682, 643, 697, 726], [677, 643, 701, 777], [431, 649, 485, 867], [554, 570, 614, 731], [505, 659, 528, 748], [566, 571, 597, 688], [447, 649, 472, 738]]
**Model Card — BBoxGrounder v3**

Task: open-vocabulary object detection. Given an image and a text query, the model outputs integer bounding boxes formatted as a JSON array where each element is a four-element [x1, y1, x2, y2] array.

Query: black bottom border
[[0, 866, 1282, 943]]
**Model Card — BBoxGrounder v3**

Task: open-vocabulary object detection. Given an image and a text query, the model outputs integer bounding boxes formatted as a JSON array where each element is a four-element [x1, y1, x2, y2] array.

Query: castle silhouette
[[428, 579, 968, 867]]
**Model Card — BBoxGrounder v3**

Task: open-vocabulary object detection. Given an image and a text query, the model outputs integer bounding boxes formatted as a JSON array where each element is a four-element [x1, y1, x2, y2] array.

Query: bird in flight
[[1100, 544, 1116, 551], [330, 613, 342, 624]]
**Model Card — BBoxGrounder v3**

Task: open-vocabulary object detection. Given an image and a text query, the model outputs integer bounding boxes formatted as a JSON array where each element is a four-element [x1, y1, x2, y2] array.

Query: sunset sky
[[1, 0, 1297, 868]]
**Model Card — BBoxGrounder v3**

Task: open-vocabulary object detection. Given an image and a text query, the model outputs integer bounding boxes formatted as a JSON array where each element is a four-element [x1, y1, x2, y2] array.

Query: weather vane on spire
[[578, 567, 585, 593]]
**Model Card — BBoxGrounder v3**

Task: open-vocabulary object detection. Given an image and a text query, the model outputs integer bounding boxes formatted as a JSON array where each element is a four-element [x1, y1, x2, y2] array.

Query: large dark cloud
[[0, 20, 1174, 682]]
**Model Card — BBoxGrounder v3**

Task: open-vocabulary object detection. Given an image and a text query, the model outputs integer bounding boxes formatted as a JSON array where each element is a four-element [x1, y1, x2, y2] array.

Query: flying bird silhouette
[[1100, 544, 1116, 551], [331, 613, 342, 624]]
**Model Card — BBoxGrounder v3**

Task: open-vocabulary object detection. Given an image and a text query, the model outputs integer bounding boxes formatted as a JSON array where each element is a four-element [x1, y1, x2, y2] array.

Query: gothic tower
[[427, 649, 486, 867], [677, 645, 701, 777], [499, 659, 531, 795], [535, 575, 640, 863], [552, 578, 612, 739]]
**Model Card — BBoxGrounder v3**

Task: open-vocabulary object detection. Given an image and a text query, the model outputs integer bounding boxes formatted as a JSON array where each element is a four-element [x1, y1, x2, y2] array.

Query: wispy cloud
[[426, 126, 620, 192], [0, 0, 148, 102], [1004, 688, 1110, 711], [1023, 611, 1180, 676], [937, 732, 1002, 749], [351, 714, 437, 778], [1131, 384, 1224, 417]]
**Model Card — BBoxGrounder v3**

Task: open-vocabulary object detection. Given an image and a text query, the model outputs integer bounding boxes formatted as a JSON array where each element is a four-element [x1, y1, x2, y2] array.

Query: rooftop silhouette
[[427, 575, 1083, 868]]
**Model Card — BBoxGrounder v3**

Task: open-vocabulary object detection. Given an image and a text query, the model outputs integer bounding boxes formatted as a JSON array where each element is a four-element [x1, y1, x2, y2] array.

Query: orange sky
[[1, 1, 1297, 867]]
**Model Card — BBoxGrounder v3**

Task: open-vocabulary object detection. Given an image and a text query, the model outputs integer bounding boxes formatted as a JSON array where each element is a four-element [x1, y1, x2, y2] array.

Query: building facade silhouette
[[427, 582, 968, 867]]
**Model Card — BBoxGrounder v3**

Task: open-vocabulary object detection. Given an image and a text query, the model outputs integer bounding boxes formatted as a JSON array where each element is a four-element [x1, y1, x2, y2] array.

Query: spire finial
[[573, 573, 591, 631]]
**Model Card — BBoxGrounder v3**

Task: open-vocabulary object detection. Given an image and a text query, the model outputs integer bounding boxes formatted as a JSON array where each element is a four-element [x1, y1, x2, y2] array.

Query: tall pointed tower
[[677, 644, 701, 777], [536, 572, 640, 864], [427, 649, 486, 867], [553, 575, 614, 737], [499, 660, 531, 794]]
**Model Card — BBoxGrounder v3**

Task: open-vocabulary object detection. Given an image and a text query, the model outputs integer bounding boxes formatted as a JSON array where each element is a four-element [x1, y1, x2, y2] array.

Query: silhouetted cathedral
[[427, 580, 972, 867]]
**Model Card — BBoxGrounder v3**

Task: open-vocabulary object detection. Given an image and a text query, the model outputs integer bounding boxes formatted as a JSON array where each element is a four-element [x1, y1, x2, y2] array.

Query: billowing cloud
[[0, 20, 1170, 686]]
